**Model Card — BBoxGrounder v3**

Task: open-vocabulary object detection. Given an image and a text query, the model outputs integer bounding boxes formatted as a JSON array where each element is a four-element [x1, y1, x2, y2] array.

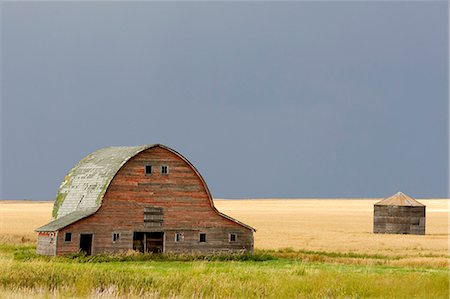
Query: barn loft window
[[199, 233, 207, 243], [161, 165, 169, 174], [229, 233, 237, 242], [64, 232, 72, 242], [175, 233, 183, 242], [145, 165, 152, 175], [144, 207, 163, 227], [112, 232, 120, 243]]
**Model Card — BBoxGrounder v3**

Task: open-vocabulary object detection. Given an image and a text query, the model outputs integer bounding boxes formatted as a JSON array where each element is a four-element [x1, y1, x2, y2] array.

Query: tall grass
[[0, 257, 448, 298], [0, 245, 448, 298], [10, 245, 450, 268]]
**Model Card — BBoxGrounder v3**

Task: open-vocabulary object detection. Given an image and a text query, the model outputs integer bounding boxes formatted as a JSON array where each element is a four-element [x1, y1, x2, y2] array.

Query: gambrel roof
[[36, 144, 255, 232]]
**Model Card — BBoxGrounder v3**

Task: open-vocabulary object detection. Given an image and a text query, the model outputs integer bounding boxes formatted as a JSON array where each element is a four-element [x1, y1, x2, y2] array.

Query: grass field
[[0, 199, 448, 298]]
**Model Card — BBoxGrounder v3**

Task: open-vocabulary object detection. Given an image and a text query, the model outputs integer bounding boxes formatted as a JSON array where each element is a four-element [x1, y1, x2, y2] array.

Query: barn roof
[[374, 192, 425, 207], [36, 144, 256, 232], [35, 208, 97, 232], [51, 145, 155, 220]]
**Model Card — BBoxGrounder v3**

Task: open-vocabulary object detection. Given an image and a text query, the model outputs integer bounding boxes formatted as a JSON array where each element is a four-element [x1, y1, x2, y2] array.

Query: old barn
[[373, 192, 425, 235], [36, 144, 255, 256]]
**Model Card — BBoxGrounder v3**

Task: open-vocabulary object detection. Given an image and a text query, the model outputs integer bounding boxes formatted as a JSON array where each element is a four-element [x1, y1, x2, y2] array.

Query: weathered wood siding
[[56, 146, 253, 255], [36, 232, 57, 256], [373, 205, 425, 235]]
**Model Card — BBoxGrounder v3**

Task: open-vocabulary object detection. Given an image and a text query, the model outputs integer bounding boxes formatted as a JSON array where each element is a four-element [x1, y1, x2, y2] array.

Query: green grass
[[0, 245, 448, 298]]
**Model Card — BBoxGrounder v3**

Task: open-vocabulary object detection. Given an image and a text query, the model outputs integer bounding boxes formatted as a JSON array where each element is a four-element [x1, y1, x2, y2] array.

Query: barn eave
[[36, 208, 98, 232]]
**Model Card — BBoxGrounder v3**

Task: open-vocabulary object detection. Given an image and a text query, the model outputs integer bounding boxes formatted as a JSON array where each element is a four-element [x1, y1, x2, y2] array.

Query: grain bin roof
[[374, 192, 425, 207]]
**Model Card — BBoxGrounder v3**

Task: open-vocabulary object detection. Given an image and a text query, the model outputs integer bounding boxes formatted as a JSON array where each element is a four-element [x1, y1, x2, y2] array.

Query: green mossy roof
[[37, 145, 155, 232]]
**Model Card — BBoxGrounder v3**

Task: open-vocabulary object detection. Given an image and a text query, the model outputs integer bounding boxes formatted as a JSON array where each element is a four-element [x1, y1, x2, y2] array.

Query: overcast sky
[[1, 2, 448, 200]]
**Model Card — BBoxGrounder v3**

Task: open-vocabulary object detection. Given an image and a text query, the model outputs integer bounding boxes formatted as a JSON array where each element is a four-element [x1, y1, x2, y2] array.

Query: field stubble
[[215, 198, 449, 257]]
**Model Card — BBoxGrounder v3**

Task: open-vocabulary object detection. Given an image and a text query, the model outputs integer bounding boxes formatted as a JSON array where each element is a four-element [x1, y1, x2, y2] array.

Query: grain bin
[[373, 192, 425, 235]]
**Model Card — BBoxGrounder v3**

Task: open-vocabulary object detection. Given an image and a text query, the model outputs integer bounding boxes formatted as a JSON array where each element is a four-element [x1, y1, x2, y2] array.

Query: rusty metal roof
[[52, 145, 155, 219], [374, 192, 425, 207]]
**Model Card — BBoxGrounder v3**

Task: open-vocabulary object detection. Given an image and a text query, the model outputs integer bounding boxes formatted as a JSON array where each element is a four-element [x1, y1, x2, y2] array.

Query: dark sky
[[1, 2, 448, 199]]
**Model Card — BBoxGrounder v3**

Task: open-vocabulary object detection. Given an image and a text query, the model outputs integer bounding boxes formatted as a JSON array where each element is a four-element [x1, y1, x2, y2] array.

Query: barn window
[[112, 232, 120, 243], [175, 233, 183, 242], [229, 233, 237, 242], [145, 165, 152, 175], [161, 165, 169, 174], [199, 233, 207, 243], [64, 232, 72, 242], [144, 207, 163, 227]]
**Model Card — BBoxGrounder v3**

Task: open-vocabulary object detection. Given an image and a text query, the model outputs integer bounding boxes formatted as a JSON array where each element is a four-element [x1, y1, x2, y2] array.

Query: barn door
[[133, 232, 144, 252], [146, 232, 164, 253], [133, 232, 163, 253], [79, 234, 93, 255]]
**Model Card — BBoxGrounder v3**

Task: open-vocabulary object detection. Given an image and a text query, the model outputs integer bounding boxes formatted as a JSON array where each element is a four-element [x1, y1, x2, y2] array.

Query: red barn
[[36, 144, 254, 256]]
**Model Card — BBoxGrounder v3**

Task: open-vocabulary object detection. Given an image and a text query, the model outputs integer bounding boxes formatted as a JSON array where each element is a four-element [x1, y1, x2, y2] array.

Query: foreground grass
[[0, 245, 448, 298]]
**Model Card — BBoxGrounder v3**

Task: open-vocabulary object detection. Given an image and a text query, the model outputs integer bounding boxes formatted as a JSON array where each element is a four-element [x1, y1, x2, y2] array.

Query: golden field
[[216, 198, 449, 257], [0, 201, 54, 244], [0, 198, 448, 257]]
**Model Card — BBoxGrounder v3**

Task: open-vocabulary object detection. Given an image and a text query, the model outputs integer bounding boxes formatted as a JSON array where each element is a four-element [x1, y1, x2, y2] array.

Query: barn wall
[[56, 146, 253, 255], [163, 228, 253, 253], [36, 232, 57, 256], [373, 205, 425, 235]]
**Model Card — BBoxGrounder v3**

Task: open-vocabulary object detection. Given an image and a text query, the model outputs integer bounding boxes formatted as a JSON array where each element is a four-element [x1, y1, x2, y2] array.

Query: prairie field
[[1, 198, 448, 256], [216, 198, 449, 257], [0, 198, 448, 298]]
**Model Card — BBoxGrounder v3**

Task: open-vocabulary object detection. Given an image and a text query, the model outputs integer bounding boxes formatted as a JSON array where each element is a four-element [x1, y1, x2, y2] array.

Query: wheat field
[[0, 199, 448, 257], [216, 198, 449, 257]]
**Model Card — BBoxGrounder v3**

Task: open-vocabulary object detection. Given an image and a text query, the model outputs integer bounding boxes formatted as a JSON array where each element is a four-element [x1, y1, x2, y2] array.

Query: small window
[[161, 165, 169, 174], [199, 233, 206, 243], [112, 232, 120, 242], [175, 233, 183, 242], [229, 233, 237, 242], [64, 232, 72, 242], [145, 165, 152, 175]]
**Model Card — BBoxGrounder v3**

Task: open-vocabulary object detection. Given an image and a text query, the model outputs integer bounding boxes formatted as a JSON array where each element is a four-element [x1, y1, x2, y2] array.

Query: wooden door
[[145, 232, 164, 253]]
